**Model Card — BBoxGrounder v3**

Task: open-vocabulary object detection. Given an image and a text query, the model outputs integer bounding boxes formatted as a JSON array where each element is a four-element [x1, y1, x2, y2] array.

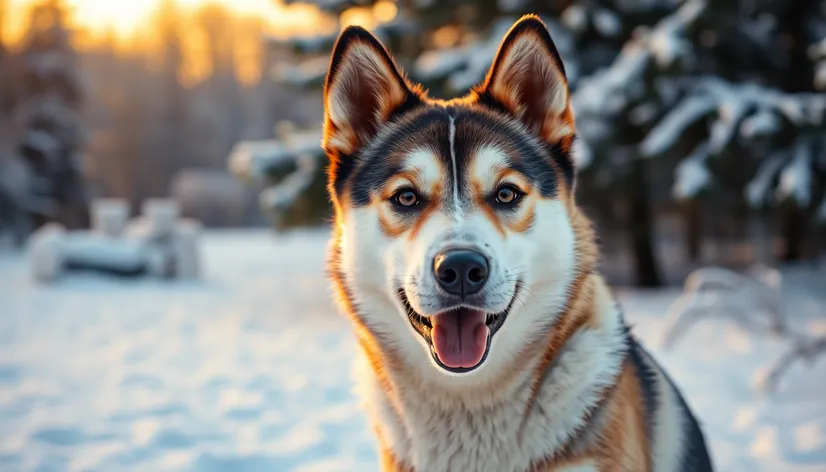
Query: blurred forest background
[[1, 0, 825, 287]]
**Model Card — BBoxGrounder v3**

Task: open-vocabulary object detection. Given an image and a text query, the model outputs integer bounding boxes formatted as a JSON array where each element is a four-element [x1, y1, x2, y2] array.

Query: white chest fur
[[354, 293, 626, 472]]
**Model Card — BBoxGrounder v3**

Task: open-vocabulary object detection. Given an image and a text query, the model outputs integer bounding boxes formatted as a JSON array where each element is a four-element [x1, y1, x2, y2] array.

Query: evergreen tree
[[15, 0, 88, 231]]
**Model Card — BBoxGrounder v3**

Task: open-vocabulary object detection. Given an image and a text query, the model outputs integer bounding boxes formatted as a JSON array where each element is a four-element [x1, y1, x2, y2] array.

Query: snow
[[740, 109, 782, 140], [61, 233, 148, 272], [672, 140, 711, 199], [593, 9, 623, 37], [809, 38, 826, 90], [258, 154, 319, 210], [776, 140, 813, 206], [646, 0, 704, 68], [227, 128, 324, 213], [708, 97, 748, 154], [633, 76, 823, 207], [1, 230, 826, 471], [746, 154, 785, 208], [639, 95, 715, 157], [227, 130, 323, 182]]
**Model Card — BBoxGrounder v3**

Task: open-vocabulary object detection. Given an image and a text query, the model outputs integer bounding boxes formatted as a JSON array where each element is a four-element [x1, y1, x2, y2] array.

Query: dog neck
[[353, 271, 628, 472]]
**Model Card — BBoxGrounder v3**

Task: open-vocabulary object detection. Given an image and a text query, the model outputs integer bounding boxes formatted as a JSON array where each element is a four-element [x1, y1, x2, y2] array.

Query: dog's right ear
[[322, 26, 418, 161]]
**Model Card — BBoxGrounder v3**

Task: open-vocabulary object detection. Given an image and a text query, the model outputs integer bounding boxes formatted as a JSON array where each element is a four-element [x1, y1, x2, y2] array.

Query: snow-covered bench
[[29, 198, 201, 283]]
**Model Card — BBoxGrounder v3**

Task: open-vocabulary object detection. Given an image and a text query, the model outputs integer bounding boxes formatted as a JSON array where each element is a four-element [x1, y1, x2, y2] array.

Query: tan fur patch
[[408, 181, 443, 240], [380, 447, 414, 472], [470, 179, 507, 237], [511, 202, 536, 233]]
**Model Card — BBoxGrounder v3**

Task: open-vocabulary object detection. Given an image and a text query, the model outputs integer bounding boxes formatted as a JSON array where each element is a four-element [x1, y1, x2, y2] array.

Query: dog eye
[[495, 185, 521, 205], [391, 189, 420, 208]]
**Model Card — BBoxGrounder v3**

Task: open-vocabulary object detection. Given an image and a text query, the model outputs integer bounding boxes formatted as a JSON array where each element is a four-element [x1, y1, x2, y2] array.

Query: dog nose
[[433, 250, 489, 297]]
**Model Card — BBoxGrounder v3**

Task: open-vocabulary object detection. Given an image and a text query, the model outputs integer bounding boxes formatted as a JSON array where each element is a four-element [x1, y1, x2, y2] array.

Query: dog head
[[325, 16, 593, 385]]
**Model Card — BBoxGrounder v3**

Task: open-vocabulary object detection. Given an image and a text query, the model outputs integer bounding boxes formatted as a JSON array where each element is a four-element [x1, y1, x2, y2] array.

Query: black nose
[[433, 250, 489, 297]]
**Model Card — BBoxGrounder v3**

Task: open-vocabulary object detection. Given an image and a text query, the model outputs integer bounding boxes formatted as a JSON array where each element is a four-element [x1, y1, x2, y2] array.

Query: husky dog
[[322, 15, 713, 472]]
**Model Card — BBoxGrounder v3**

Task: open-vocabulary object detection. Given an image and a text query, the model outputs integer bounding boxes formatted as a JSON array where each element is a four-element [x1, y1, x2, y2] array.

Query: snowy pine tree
[[574, 0, 825, 279], [0, 0, 29, 244], [15, 0, 88, 232]]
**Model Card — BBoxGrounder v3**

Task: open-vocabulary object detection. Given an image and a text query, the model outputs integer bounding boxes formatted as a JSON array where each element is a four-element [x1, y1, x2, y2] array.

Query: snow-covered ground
[[1, 230, 825, 471]]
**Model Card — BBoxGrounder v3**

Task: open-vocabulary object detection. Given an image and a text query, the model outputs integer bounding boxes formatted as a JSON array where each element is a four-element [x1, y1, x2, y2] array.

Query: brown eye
[[495, 185, 521, 205], [392, 189, 420, 208]]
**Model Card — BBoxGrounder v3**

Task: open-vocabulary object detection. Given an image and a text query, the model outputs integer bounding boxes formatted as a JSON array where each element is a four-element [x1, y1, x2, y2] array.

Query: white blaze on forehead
[[471, 146, 509, 192], [400, 149, 442, 187], [448, 115, 461, 217]]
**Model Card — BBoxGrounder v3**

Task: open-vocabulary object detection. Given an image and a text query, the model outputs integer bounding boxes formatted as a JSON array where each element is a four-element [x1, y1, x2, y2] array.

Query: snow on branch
[[809, 37, 826, 91], [227, 123, 324, 213], [644, 78, 826, 157], [638, 77, 825, 202], [671, 140, 711, 199], [776, 138, 814, 207], [745, 154, 785, 208], [639, 96, 716, 157], [228, 126, 323, 182], [573, 0, 708, 158]]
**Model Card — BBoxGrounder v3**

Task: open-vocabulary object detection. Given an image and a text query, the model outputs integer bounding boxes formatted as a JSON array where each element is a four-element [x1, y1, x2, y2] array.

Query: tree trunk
[[780, 202, 806, 262], [776, 0, 814, 262], [628, 158, 662, 287], [682, 199, 703, 262]]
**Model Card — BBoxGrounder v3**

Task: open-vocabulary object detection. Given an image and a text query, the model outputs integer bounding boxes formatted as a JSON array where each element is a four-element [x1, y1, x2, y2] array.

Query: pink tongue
[[431, 309, 489, 369]]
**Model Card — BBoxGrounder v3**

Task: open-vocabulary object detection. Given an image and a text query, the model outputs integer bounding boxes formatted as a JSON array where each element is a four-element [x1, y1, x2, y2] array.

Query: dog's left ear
[[477, 15, 575, 154]]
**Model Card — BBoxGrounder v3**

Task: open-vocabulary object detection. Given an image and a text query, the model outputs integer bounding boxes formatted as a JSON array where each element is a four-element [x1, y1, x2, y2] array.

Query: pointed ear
[[477, 15, 575, 153], [322, 26, 418, 159]]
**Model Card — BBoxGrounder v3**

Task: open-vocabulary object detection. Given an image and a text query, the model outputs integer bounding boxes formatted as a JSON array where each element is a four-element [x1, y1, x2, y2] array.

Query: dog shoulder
[[624, 336, 714, 472], [380, 446, 414, 472], [540, 317, 713, 472]]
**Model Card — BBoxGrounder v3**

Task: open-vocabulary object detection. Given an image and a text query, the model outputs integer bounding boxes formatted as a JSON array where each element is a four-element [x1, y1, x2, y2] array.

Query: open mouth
[[399, 284, 520, 373]]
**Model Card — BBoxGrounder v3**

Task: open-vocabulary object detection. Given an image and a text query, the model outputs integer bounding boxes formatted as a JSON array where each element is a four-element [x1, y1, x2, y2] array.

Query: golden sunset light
[[1, 0, 400, 85], [3, 0, 327, 45]]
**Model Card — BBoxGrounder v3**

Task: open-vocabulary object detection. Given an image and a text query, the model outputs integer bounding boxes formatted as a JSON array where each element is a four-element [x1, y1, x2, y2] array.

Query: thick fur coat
[[321, 15, 714, 472]]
